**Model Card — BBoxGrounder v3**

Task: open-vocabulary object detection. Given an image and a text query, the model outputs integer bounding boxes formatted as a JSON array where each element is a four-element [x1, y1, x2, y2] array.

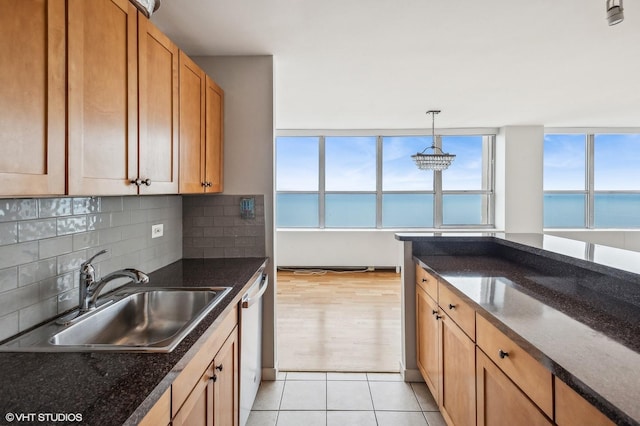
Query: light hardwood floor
[[277, 269, 402, 372]]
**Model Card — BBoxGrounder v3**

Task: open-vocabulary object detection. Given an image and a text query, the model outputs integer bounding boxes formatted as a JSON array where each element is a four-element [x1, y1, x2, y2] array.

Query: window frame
[[544, 130, 640, 229], [276, 130, 496, 229]]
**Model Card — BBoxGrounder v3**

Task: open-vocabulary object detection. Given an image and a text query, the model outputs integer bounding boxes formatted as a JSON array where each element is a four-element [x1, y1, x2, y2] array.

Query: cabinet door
[[476, 348, 552, 426], [137, 13, 179, 194], [173, 362, 214, 426], [440, 314, 475, 426], [416, 286, 440, 402], [67, 0, 138, 195], [179, 51, 206, 193], [0, 0, 65, 196], [555, 377, 615, 426], [204, 76, 224, 193], [213, 327, 239, 426], [139, 388, 171, 426]]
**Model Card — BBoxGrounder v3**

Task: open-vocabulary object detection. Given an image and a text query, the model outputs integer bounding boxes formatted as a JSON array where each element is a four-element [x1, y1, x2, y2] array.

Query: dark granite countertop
[[402, 234, 640, 425], [0, 257, 268, 426]]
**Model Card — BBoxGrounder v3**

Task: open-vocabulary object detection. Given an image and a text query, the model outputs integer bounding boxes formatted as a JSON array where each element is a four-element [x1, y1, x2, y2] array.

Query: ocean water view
[[544, 193, 640, 228], [276, 193, 485, 228]]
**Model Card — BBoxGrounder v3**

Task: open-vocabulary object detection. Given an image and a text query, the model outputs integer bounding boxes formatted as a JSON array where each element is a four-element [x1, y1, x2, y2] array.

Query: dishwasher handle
[[242, 275, 268, 309]]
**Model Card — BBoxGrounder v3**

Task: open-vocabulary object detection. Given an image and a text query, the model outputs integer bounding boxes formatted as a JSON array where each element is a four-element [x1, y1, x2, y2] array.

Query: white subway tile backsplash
[[57, 288, 79, 314], [0, 241, 39, 269], [72, 231, 100, 251], [19, 297, 57, 332], [100, 197, 124, 212], [0, 312, 19, 341], [0, 195, 182, 340], [0, 267, 17, 294], [39, 273, 74, 300], [0, 283, 40, 317], [38, 235, 73, 259], [72, 197, 101, 215], [18, 258, 56, 287], [56, 216, 88, 236], [0, 199, 38, 222], [0, 222, 18, 246], [38, 198, 72, 218], [57, 250, 88, 275], [18, 219, 57, 242], [183, 195, 266, 259]]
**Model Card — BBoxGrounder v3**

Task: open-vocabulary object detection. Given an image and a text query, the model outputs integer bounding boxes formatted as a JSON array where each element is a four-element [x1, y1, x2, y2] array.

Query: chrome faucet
[[78, 250, 149, 313]]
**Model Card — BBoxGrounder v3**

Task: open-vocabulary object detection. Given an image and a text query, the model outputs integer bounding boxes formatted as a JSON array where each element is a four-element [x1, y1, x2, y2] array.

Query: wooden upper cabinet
[[179, 52, 225, 194], [67, 0, 138, 195], [0, 0, 66, 196], [179, 51, 206, 193], [204, 76, 224, 193], [137, 13, 179, 194]]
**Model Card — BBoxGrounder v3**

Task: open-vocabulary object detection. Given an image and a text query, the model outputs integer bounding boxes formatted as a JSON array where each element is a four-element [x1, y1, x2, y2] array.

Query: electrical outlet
[[151, 224, 164, 239], [366, 266, 375, 272]]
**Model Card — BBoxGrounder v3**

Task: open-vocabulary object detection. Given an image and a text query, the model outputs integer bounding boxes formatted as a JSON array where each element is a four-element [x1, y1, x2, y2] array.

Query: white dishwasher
[[240, 269, 268, 426]]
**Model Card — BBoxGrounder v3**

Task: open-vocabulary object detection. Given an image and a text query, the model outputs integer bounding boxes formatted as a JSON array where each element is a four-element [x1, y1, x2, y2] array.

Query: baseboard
[[261, 367, 279, 381], [400, 361, 424, 383]]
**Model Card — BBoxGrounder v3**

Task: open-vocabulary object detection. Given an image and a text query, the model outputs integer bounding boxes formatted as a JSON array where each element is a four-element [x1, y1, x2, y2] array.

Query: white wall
[[193, 55, 277, 377], [277, 230, 404, 269], [495, 125, 544, 233]]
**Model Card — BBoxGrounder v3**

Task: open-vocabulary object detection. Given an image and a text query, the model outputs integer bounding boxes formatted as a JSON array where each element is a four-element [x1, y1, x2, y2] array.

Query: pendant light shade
[[411, 110, 455, 171]]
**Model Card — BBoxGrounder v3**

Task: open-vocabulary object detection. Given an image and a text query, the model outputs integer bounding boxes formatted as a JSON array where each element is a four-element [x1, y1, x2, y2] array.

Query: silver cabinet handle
[[130, 178, 151, 186], [242, 275, 269, 308]]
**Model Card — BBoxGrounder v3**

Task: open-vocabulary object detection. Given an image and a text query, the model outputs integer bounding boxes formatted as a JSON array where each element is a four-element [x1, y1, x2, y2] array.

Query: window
[[276, 133, 495, 229], [275, 137, 319, 227], [543, 133, 640, 228]]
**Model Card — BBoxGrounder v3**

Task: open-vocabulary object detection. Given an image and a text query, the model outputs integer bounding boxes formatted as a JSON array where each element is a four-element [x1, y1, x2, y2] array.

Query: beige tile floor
[[247, 372, 447, 426]]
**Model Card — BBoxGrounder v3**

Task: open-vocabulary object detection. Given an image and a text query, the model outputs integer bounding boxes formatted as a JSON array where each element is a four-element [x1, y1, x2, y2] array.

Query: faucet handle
[[81, 249, 108, 270]]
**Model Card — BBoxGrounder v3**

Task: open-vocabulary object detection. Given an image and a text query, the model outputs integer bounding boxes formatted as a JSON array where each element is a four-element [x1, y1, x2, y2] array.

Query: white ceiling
[[151, 0, 640, 129]]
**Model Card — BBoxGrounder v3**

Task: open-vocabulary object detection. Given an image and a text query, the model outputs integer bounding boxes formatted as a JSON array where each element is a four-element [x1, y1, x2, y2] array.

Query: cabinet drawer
[[439, 283, 475, 341], [476, 314, 553, 418], [416, 264, 438, 301], [555, 377, 614, 426]]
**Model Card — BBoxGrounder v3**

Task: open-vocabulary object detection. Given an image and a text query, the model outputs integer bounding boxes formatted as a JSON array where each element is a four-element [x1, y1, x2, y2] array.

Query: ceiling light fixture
[[606, 0, 624, 25], [411, 110, 456, 171]]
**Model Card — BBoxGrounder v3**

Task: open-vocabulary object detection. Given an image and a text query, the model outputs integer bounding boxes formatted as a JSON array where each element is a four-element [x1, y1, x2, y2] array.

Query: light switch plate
[[151, 224, 164, 239]]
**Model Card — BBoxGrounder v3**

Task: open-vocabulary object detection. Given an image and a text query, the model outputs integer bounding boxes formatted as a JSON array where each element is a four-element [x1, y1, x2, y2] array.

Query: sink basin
[[0, 286, 231, 352]]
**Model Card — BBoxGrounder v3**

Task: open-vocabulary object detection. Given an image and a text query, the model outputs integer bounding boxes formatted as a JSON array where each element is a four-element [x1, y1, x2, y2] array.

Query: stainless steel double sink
[[0, 286, 231, 353]]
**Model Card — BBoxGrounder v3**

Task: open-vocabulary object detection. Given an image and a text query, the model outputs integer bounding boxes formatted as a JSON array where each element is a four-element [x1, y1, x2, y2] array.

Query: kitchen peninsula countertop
[[396, 233, 640, 426], [0, 257, 267, 426]]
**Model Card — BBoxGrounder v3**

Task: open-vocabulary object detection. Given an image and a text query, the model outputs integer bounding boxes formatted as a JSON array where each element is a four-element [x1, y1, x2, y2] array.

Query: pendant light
[[411, 110, 456, 171]]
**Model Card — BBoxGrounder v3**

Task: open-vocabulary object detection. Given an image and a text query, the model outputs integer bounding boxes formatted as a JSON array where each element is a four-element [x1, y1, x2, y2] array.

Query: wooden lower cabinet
[[476, 347, 552, 426], [555, 378, 614, 426], [213, 325, 239, 426], [416, 282, 475, 426], [138, 388, 171, 426], [440, 313, 475, 426], [416, 286, 440, 400], [173, 326, 239, 426], [173, 360, 215, 426]]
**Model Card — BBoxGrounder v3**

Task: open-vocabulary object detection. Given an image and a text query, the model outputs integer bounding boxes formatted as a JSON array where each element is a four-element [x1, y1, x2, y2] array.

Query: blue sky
[[276, 135, 485, 192], [544, 133, 640, 191]]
